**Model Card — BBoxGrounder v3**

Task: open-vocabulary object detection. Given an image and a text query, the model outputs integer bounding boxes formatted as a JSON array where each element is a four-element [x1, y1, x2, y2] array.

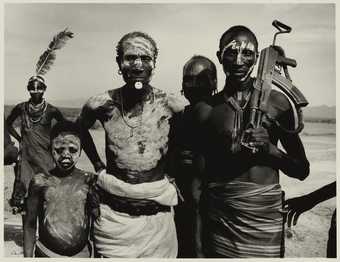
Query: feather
[[35, 28, 74, 76]]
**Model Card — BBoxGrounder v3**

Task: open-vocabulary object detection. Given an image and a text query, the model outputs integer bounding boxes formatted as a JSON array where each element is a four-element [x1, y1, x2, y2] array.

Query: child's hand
[[85, 172, 98, 184]]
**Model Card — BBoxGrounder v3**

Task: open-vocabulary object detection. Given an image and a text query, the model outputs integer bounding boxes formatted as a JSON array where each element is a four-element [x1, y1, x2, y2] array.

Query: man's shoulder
[[12, 102, 26, 111], [45, 103, 61, 113]]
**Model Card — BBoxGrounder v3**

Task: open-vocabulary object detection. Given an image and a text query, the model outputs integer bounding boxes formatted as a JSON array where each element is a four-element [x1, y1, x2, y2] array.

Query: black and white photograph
[[1, 1, 336, 258]]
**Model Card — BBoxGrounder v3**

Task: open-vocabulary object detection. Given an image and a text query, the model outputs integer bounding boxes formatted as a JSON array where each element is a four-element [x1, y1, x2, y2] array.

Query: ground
[[3, 122, 336, 257]]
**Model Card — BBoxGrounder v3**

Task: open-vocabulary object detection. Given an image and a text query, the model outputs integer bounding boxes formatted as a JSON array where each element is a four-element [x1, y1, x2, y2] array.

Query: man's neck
[[223, 77, 253, 97], [29, 98, 44, 106], [122, 83, 153, 106]]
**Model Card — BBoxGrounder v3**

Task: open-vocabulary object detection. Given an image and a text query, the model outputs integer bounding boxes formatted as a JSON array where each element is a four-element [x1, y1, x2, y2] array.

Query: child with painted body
[[23, 121, 95, 257]]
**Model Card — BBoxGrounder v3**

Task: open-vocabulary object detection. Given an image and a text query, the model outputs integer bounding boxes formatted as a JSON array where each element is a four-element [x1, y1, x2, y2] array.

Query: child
[[23, 121, 96, 257]]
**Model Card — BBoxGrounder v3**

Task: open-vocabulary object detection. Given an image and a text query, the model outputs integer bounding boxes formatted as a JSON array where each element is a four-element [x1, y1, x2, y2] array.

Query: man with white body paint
[[77, 31, 184, 258], [23, 121, 94, 257], [193, 26, 310, 257]]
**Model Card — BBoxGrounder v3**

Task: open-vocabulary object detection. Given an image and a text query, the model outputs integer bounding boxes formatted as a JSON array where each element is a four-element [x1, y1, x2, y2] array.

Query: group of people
[[4, 25, 336, 258]]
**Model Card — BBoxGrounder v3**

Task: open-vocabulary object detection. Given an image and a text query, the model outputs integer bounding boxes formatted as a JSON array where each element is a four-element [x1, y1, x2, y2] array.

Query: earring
[[118, 70, 122, 75]]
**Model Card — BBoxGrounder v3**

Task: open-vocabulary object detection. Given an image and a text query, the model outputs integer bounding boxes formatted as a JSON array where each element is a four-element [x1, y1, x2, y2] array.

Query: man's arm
[[77, 104, 105, 172], [23, 178, 41, 257], [52, 106, 66, 122], [6, 104, 22, 142], [285, 181, 336, 227], [270, 95, 309, 180], [269, 130, 310, 180], [249, 92, 310, 180]]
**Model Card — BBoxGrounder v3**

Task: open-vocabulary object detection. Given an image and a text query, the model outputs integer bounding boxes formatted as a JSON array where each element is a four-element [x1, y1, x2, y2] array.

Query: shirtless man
[[173, 55, 217, 257], [23, 121, 94, 257], [78, 31, 184, 258], [194, 26, 310, 257], [6, 76, 65, 213]]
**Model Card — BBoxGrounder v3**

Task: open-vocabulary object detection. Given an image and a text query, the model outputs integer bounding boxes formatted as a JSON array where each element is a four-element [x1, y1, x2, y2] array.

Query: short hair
[[182, 55, 218, 95], [116, 31, 159, 62], [219, 25, 258, 52], [50, 120, 82, 145], [183, 55, 217, 78]]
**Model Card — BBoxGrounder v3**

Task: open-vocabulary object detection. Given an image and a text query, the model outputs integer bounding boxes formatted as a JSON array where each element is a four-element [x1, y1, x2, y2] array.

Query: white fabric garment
[[94, 170, 178, 257], [97, 170, 178, 206], [94, 204, 178, 258]]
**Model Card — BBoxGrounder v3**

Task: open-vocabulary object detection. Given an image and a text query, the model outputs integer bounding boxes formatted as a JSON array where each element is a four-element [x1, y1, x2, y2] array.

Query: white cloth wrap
[[94, 171, 178, 258], [97, 170, 178, 206]]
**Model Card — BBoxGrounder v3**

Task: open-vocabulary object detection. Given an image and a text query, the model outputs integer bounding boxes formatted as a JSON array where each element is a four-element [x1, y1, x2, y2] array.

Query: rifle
[[241, 20, 309, 153]]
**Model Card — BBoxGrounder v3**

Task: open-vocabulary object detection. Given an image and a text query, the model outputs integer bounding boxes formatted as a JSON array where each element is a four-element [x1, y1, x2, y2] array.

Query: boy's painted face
[[119, 36, 156, 86], [51, 133, 81, 171]]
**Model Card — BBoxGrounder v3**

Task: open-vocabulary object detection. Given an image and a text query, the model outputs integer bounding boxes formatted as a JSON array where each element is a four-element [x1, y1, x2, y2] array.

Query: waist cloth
[[93, 171, 178, 258], [35, 240, 91, 257], [201, 181, 284, 258]]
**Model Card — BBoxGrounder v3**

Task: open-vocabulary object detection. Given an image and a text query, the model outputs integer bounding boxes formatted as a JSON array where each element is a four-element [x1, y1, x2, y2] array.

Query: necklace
[[224, 88, 252, 153], [119, 88, 155, 137], [235, 89, 252, 110], [27, 100, 47, 124]]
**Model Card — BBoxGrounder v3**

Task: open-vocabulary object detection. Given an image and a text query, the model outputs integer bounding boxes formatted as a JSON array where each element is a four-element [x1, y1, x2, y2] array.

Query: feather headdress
[[33, 28, 73, 81]]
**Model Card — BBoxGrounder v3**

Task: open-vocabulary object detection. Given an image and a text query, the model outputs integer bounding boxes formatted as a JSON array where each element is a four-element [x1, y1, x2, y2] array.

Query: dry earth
[[3, 123, 336, 258]]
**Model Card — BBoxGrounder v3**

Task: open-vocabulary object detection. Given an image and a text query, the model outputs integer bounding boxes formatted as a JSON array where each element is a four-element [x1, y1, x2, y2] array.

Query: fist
[[244, 126, 272, 153]]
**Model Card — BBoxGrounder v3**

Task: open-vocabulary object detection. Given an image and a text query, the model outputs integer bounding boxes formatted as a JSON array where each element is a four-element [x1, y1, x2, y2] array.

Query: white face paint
[[119, 36, 156, 87], [220, 39, 256, 63], [52, 133, 81, 171], [220, 36, 257, 82]]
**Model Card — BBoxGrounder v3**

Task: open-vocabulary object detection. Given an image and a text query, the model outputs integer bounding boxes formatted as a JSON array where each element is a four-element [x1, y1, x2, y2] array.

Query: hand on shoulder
[[85, 92, 115, 111], [167, 93, 187, 113]]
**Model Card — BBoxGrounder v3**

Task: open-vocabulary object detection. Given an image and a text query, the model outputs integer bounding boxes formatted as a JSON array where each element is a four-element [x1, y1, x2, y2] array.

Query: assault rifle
[[241, 20, 309, 153]]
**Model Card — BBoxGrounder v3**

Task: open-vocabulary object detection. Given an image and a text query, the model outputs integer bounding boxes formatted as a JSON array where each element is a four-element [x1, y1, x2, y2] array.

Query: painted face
[[28, 81, 46, 104], [182, 61, 216, 104], [119, 36, 156, 86], [51, 133, 81, 171], [219, 33, 258, 82]]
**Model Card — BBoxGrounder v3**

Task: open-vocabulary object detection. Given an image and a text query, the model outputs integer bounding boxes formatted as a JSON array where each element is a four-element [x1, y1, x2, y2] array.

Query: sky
[[3, 2, 335, 107]]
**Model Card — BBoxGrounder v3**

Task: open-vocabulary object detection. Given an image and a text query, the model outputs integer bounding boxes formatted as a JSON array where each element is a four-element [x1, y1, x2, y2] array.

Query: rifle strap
[[225, 93, 251, 153]]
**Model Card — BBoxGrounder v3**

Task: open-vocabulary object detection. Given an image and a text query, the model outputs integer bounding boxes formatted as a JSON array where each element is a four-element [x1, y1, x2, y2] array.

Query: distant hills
[[303, 105, 336, 123], [3, 104, 336, 124]]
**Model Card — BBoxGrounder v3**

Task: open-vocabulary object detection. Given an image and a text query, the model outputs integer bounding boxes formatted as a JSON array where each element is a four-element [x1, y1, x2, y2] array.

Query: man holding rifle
[[193, 24, 310, 257]]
